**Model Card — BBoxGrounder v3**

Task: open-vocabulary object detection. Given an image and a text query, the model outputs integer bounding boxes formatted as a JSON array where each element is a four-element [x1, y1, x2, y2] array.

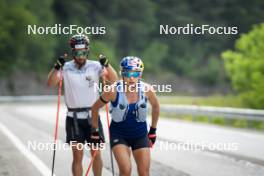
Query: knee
[[119, 165, 131, 176], [137, 165, 149, 176], [138, 170, 149, 176], [73, 153, 83, 164], [73, 158, 82, 165], [93, 154, 102, 165]]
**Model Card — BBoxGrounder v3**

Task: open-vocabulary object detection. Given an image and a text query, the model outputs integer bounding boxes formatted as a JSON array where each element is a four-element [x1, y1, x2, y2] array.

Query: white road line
[[0, 122, 55, 176]]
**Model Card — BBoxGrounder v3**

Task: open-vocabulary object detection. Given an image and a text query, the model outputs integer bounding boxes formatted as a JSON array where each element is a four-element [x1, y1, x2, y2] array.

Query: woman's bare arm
[[145, 84, 160, 128], [91, 84, 116, 129]]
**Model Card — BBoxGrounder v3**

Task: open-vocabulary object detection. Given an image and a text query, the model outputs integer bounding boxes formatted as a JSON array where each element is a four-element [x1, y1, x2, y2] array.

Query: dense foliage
[[0, 0, 263, 93], [222, 23, 264, 109]]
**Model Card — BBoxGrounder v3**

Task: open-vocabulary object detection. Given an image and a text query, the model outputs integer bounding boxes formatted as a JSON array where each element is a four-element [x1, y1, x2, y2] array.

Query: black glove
[[99, 54, 109, 67], [91, 128, 104, 147], [54, 56, 65, 70], [148, 127, 157, 147]]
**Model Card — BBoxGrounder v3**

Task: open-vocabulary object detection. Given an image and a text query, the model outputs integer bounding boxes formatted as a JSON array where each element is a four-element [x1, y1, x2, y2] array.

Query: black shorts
[[66, 116, 104, 144], [110, 135, 150, 150]]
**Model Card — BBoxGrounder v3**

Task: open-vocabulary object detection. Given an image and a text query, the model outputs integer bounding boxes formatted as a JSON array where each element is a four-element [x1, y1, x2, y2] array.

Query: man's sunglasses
[[73, 50, 88, 57], [121, 71, 141, 78]]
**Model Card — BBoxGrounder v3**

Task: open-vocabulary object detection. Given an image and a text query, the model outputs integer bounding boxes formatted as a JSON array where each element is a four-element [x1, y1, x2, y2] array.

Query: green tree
[[142, 41, 168, 74], [89, 40, 119, 69], [222, 23, 264, 109], [0, 0, 55, 76]]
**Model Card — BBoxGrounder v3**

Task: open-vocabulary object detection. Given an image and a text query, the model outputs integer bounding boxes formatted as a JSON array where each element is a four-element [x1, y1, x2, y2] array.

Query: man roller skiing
[[47, 34, 118, 176]]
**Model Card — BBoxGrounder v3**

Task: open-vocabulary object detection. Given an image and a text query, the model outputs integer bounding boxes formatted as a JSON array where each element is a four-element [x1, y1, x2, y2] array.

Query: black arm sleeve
[[100, 96, 108, 104]]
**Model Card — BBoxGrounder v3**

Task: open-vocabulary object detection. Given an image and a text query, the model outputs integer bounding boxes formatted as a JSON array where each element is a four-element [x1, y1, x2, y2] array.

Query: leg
[[133, 148, 150, 176], [90, 149, 103, 176], [112, 144, 131, 176], [86, 117, 104, 176], [66, 117, 85, 176], [71, 143, 84, 176]]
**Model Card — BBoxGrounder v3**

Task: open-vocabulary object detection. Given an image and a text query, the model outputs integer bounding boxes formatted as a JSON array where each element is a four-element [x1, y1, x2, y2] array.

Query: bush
[[222, 23, 264, 109]]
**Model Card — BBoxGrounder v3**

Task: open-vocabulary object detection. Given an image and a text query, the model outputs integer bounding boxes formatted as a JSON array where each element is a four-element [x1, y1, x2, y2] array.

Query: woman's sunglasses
[[121, 71, 141, 78]]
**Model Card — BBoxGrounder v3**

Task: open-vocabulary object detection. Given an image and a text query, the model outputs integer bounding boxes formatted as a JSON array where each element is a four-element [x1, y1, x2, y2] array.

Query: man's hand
[[148, 127, 157, 147], [54, 56, 65, 70], [99, 54, 109, 67]]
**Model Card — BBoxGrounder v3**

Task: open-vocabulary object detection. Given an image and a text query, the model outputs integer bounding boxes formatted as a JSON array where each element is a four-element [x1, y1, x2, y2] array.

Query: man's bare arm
[[47, 69, 60, 87]]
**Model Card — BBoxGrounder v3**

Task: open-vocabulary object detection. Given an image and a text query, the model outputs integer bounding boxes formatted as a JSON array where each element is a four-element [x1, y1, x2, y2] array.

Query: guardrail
[[161, 104, 264, 128], [0, 95, 63, 103], [1, 96, 264, 128]]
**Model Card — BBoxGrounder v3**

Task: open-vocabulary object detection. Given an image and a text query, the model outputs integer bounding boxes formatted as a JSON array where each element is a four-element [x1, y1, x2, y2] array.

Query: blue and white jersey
[[109, 80, 148, 138]]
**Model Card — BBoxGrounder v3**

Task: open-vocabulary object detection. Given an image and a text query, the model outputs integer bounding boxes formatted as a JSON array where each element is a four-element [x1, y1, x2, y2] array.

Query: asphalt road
[[0, 102, 264, 176]]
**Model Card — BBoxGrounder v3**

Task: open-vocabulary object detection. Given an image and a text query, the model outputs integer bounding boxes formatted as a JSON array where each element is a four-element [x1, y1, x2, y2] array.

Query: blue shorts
[[110, 135, 150, 150]]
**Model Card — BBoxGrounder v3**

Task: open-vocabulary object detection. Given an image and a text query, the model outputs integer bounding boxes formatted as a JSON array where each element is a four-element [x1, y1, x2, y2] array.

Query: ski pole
[[105, 101, 115, 176], [85, 150, 98, 176], [51, 68, 63, 176], [99, 54, 115, 175]]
